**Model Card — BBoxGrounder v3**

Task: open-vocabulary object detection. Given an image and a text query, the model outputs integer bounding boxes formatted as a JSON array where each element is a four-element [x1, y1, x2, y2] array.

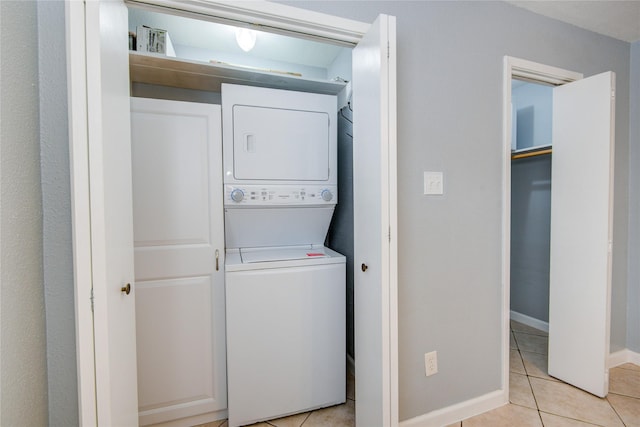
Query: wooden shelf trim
[[129, 52, 346, 95], [511, 147, 552, 160]]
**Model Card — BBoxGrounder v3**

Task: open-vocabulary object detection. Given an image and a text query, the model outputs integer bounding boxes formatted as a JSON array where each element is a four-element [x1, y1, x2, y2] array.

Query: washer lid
[[241, 245, 328, 263]]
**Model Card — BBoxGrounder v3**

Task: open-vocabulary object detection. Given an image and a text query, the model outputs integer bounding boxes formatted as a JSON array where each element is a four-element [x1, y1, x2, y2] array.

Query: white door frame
[[68, 0, 398, 425], [501, 56, 582, 400], [66, 2, 97, 424]]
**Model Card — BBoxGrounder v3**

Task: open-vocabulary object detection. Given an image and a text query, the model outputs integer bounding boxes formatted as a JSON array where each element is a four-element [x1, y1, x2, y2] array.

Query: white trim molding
[[501, 56, 583, 413], [509, 56, 582, 86], [65, 1, 98, 424], [608, 349, 640, 368], [510, 310, 550, 333], [125, 0, 370, 45], [399, 390, 506, 427]]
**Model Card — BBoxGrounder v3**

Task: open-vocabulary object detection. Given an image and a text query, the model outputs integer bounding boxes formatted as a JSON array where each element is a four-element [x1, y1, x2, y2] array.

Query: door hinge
[[387, 42, 390, 59], [388, 226, 391, 242], [90, 287, 94, 313], [611, 89, 615, 99]]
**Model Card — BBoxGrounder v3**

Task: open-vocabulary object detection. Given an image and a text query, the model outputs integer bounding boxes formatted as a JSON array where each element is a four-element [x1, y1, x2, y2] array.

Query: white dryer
[[221, 84, 346, 427]]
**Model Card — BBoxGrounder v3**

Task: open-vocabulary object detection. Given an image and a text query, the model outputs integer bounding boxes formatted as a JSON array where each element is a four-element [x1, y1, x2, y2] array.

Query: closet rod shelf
[[129, 51, 347, 96], [511, 146, 552, 160]]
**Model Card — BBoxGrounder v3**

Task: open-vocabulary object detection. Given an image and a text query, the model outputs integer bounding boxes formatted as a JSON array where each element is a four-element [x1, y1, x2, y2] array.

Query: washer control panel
[[225, 185, 337, 205]]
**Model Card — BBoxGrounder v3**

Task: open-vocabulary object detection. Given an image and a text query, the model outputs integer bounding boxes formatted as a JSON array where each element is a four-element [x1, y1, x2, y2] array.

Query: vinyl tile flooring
[[447, 321, 640, 427], [197, 372, 355, 427], [199, 321, 640, 427]]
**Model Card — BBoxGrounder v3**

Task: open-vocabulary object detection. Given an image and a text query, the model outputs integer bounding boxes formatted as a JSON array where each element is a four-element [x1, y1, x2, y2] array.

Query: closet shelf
[[129, 51, 347, 95], [512, 145, 552, 160]]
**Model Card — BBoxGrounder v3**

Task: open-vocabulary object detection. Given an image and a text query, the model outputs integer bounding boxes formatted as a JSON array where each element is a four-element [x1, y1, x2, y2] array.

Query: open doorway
[[128, 6, 356, 426], [503, 56, 616, 400], [510, 78, 553, 332]]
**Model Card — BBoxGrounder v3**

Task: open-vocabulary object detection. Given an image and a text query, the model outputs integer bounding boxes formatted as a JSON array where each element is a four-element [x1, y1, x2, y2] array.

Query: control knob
[[230, 188, 244, 202], [321, 189, 334, 202]]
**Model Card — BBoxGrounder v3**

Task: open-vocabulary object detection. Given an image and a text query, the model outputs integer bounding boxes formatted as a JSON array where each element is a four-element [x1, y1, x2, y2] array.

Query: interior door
[[353, 14, 398, 427], [548, 71, 616, 397], [80, 1, 139, 425], [130, 99, 226, 425]]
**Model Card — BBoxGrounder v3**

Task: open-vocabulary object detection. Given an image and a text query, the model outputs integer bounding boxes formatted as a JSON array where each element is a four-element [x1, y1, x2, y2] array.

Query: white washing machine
[[225, 246, 345, 426], [222, 84, 346, 427]]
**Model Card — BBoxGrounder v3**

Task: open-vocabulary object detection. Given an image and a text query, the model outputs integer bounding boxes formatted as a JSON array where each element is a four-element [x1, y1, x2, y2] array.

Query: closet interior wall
[[327, 104, 355, 361]]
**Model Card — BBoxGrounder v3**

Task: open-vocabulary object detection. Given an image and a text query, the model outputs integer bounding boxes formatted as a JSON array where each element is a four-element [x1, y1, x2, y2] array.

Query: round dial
[[230, 189, 244, 202], [321, 189, 333, 202]]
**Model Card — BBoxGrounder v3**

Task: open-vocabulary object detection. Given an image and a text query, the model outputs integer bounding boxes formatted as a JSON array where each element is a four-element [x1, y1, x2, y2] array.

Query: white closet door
[[131, 98, 226, 425], [548, 71, 615, 397], [353, 14, 398, 427], [68, 1, 139, 425]]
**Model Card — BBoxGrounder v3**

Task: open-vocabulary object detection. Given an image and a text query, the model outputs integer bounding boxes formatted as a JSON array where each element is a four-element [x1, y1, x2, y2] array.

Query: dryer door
[[232, 105, 330, 181]]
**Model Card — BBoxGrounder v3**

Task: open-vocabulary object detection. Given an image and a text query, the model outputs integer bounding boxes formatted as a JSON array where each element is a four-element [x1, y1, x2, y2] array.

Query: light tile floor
[[201, 321, 640, 427], [447, 320, 640, 427], [198, 372, 355, 427]]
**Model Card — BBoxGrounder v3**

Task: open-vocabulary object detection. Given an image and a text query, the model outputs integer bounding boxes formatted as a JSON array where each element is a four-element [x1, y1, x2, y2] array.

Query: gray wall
[[327, 106, 355, 359], [0, 1, 49, 425], [628, 40, 640, 353], [278, 0, 631, 420], [512, 82, 553, 150], [38, 1, 79, 425], [510, 156, 551, 322]]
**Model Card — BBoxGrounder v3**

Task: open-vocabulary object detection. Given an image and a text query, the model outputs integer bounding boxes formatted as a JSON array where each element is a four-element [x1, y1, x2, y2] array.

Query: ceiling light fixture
[[235, 28, 257, 52]]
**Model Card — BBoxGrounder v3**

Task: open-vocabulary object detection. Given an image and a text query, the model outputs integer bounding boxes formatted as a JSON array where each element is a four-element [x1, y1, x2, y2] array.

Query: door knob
[[121, 283, 131, 295], [361, 263, 368, 272]]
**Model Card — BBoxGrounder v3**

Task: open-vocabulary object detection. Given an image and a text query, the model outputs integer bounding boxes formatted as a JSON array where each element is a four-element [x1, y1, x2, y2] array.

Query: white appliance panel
[[224, 207, 335, 249], [224, 184, 336, 206], [232, 105, 329, 181], [222, 84, 337, 187], [225, 260, 346, 427]]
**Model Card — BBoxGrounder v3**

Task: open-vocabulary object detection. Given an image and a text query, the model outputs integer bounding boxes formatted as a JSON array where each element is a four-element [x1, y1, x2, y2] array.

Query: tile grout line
[[298, 410, 312, 427], [605, 395, 628, 427], [513, 325, 547, 426], [537, 409, 603, 427], [519, 344, 546, 426]]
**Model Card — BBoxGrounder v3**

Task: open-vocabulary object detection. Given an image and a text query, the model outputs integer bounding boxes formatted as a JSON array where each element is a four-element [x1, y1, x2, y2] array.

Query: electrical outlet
[[424, 351, 438, 376]]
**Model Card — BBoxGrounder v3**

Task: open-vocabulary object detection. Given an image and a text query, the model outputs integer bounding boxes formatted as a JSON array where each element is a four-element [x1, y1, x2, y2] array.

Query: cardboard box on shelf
[[136, 25, 175, 56]]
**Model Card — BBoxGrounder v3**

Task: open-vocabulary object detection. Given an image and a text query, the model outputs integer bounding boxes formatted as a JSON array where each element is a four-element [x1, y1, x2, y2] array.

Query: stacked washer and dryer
[[221, 84, 346, 427]]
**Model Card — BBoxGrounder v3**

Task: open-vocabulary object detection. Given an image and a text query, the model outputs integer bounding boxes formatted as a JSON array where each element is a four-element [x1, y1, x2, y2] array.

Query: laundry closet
[[127, 5, 356, 426]]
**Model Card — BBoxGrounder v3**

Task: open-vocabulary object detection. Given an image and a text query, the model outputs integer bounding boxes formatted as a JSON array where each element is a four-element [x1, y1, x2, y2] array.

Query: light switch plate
[[424, 171, 443, 195]]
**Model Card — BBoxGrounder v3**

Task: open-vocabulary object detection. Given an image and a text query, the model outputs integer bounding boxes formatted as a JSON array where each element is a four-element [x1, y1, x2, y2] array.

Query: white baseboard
[[510, 314, 640, 369], [146, 409, 228, 427], [608, 349, 640, 368], [399, 390, 507, 427], [510, 310, 549, 333]]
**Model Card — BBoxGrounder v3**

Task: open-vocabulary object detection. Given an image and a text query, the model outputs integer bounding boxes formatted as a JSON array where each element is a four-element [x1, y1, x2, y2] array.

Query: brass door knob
[[121, 283, 131, 295], [361, 263, 368, 272]]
